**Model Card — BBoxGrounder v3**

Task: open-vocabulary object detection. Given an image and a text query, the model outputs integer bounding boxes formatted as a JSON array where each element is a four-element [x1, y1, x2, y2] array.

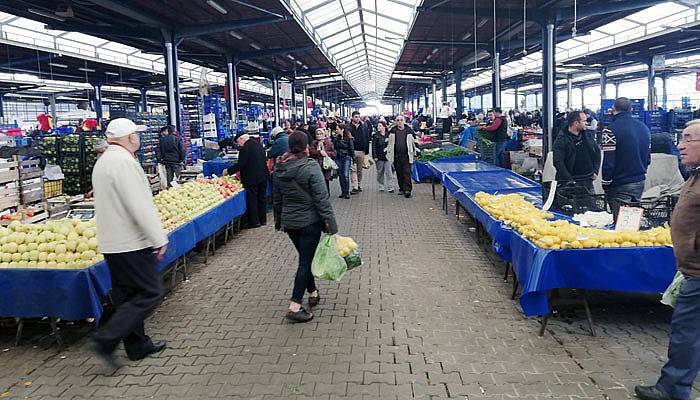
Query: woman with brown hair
[[309, 127, 337, 194], [332, 123, 354, 199]]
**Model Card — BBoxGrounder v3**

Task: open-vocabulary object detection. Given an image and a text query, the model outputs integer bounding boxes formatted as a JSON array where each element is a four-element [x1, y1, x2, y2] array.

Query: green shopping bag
[[312, 234, 347, 281], [661, 271, 686, 308]]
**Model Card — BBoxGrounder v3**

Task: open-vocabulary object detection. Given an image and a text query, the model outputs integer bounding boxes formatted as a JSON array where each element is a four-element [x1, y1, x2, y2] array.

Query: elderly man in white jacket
[[387, 115, 419, 198], [90, 118, 168, 368]]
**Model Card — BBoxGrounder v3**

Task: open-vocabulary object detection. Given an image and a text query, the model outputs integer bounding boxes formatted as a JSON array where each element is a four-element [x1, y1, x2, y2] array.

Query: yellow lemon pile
[[336, 235, 358, 257], [474, 192, 672, 249]]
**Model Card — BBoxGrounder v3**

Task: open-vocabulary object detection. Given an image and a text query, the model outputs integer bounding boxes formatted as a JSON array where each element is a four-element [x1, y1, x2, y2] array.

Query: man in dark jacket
[[224, 134, 268, 228], [157, 125, 186, 187], [553, 110, 601, 193], [483, 108, 509, 168], [268, 126, 289, 159], [635, 120, 700, 400], [348, 111, 370, 194], [602, 97, 651, 220]]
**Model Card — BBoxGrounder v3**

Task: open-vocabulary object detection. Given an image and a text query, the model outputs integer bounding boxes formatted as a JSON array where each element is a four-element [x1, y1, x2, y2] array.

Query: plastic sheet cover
[[203, 159, 233, 177], [412, 154, 479, 182], [0, 192, 247, 322], [428, 161, 500, 181], [443, 169, 539, 196]]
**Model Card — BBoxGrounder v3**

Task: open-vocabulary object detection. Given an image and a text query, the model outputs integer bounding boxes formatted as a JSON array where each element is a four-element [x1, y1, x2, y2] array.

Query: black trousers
[[95, 248, 163, 359], [286, 222, 322, 304], [244, 182, 268, 227], [394, 156, 413, 194]]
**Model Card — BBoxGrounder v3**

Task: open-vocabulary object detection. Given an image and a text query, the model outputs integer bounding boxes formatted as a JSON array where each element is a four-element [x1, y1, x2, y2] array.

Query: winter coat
[[386, 126, 419, 164], [348, 122, 370, 154], [332, 135, 354, 159], [157, 134, 185, 165], [372, 131, 389, 161], [273, 155, 338, 233], [601, 111, 651, 187], [309, 138, 337, 181], [268, 132, 289, 159], [226, 138, 268, 186], [552, 128, 601, 182]]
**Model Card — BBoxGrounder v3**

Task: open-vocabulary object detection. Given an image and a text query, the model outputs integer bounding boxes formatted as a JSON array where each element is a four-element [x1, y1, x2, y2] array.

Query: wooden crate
[[21, 178, 44, 204], [0, 159, 19, 185], [17, 158, 42, 180], [0, 185, 20, 211]]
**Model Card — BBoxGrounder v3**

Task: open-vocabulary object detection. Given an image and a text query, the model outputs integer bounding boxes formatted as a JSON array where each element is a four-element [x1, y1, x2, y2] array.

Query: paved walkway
[[0, 168, 697, 399]]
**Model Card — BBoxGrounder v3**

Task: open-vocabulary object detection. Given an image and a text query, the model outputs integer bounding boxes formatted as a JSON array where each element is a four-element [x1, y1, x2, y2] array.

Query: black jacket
[[273, 156, 338, 233], [158, 134, 185, 165], [348, 122, 370, 154], [601, 111, 651, 187], [332, 135, 354, 159], [371, 132, 389, 161], [226, 138, 268, 186], [553, 128, 601, 182]]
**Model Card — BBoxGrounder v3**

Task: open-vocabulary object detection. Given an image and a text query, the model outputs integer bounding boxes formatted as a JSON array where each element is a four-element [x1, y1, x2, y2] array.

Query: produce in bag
[[335, 235, 362, 270], [311, 234, 347, 281], [661, 271, 686, 308]]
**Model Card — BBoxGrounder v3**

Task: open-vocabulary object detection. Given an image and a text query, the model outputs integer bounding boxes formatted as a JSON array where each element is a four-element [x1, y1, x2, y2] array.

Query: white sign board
[[614, 206, 643, 232], [279, 82, 292, 99]]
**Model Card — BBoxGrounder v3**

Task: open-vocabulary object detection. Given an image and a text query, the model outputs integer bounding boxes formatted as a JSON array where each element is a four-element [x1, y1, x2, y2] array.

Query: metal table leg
[[50, 318, 63, 348], [15, 318, 23, 346], [503, 262, 510, 282], [431, 178, 436, 200], [538, 290, 553, 337], [511, 272, 519, 300], [581, 290, 596, 337]]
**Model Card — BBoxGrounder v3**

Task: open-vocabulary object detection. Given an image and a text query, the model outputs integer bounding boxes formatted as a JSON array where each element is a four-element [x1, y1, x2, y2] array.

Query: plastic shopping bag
[[661, 271, 686, 308], [335, 234, 363, 270], [322, 156, 338, 171], [157, 164, 168, 190], [312, 234, 347, 281]]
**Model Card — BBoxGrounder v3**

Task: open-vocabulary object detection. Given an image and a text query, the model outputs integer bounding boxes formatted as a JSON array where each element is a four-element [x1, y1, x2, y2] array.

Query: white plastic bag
[[661, 271, 685, 308], [157, 164, 168, 190], [322, 156, 338, 171]]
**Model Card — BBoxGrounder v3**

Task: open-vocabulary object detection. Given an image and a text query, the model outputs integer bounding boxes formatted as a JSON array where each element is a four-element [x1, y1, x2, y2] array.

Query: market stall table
[[441, 169, 539, 213], [427, 161, 501, 207], [202, 158, 234, 177], [412, 153, 479, 182]]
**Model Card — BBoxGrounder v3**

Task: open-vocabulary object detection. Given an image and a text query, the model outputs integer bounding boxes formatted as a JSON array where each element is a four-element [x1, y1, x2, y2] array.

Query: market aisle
[[1, 169, 697, 399]]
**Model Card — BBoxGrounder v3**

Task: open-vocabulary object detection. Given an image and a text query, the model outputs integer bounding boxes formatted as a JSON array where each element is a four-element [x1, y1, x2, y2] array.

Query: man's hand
[[154, 245, 167, 261], [591, 173, 598, 181], [222, 169, 229, 176]]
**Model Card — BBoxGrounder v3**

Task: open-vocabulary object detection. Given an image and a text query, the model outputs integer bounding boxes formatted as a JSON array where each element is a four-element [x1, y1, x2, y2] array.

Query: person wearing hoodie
[[273, 131, 339, 323], [372, 121, 394, 192], [268, 126, 289, 160], [309, 128, 337, 194], [332, 123, 354, 199]]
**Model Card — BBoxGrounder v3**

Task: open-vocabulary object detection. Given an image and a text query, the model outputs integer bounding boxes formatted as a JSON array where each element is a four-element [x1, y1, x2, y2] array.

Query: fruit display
[[474, 192, 673, 249], [154, 177, 243, 232], [136, 113, 166, 167], [0, 219, 103, 269], [38, 135, 59, 165], [417, 147, 472, 162]]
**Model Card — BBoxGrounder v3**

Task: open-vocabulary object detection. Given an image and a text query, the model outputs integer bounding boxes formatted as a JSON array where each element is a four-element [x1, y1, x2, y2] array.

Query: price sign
[[615, 206, 643, 232]]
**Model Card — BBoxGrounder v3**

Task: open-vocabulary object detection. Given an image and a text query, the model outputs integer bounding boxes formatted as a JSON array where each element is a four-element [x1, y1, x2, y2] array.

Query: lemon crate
[[43, 179, 63, 199], [0, 159, 20, 212]]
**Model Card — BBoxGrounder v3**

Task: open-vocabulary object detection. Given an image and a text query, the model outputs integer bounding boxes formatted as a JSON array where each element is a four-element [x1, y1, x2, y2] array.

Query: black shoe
[[634, 386, 672, 400], [286, 307, 313, 323], [338, 194, 345, 199], [350, 189, 359, 195], [398, 191, 405, 195], [388, 188, 395, 193], [308, 293, 321, 307], [89, 339, 121, 370], [358, 187, 363, 192], [344, 194, 351, 199], [405, 192, 412, 198], [127, 341, 167, 361]]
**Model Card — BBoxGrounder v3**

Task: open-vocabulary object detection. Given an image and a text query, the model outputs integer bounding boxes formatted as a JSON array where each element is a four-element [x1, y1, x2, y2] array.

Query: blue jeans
[[337, 156, 351, 195], [604, 180, 645, 221], [657, 275, 700, 400], [286, 222, 321, 304], [495, 141, 508, 168]]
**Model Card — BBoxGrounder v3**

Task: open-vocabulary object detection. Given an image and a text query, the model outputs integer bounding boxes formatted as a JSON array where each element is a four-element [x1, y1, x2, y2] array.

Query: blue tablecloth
[[428, 161, 500, 182], [0, 192, 247, 322], [203, 159, 234, 177], [412, 154, 479, 182], [443, 169, 540, 196]]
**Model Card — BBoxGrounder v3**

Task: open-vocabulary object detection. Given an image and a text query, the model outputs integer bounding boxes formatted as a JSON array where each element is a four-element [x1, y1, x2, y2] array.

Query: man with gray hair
[[224, 133, 269, 228], [601, 97, 651, 221], [635, 120, 700, 399], [90, 118, 168, 368]]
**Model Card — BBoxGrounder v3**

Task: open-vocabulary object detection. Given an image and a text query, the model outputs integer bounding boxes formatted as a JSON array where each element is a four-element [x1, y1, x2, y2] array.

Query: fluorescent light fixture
[[229, 31, 243, 39], [49, 62, 68, 68], [28, 8, 65, 21], [477, 18, 488, 28], [287, 54, 296, 61], [626, 51, 640, 55], [678, 37, 697, 44], [105, 71, 120, 76], [461, 32, 472, 41], [431, 48, 439, 54], [206, 0, 228, 14], [649, 44, 666, 50], [250, 43, 262, 50], [79, 67, 96, 72], [295, 60, 303, 65]]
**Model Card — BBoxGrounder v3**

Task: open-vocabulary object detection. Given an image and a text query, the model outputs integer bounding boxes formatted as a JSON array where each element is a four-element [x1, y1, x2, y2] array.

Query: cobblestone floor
[[0, 168, 698, 399]]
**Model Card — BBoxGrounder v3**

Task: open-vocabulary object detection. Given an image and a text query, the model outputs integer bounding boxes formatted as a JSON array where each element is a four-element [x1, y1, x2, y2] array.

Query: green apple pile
[[0, 219, 103, 269], [154, 180, 229, 232]]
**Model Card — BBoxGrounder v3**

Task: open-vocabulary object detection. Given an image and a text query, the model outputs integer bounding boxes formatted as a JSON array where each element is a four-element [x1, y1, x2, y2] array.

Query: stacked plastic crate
[[60, 133, 83, 194], [644, 110, 667, 133], [135, 113, 165, 168], [202, 95, 231, 141]]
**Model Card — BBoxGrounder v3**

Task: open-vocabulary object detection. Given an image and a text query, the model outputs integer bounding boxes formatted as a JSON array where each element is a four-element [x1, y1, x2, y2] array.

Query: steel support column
[[140, 87, 148, 113], [581, 87, 586, 110], [49, 94, 57, 123], [302, 86, 308, 121], [441, 75, 448, 102], [424, 87, 429, 114], [492, 52, 501, 108], [455, 66, 464, 118], [514, 87, 519, 110], [93, 84, 103, 123], [432, 81, 438, 118], [600, 67, 608, 100], [647, 61, 656, 110], [163, 33, 181, 132], [566, 75, 573, 109], [290, 81, 297, 121], [272, 74, 280, 127], [226, 58, 238, 131], [662, 73, 668, 110], [0, 94, 4, 120], [542, 22, 556, 158]]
